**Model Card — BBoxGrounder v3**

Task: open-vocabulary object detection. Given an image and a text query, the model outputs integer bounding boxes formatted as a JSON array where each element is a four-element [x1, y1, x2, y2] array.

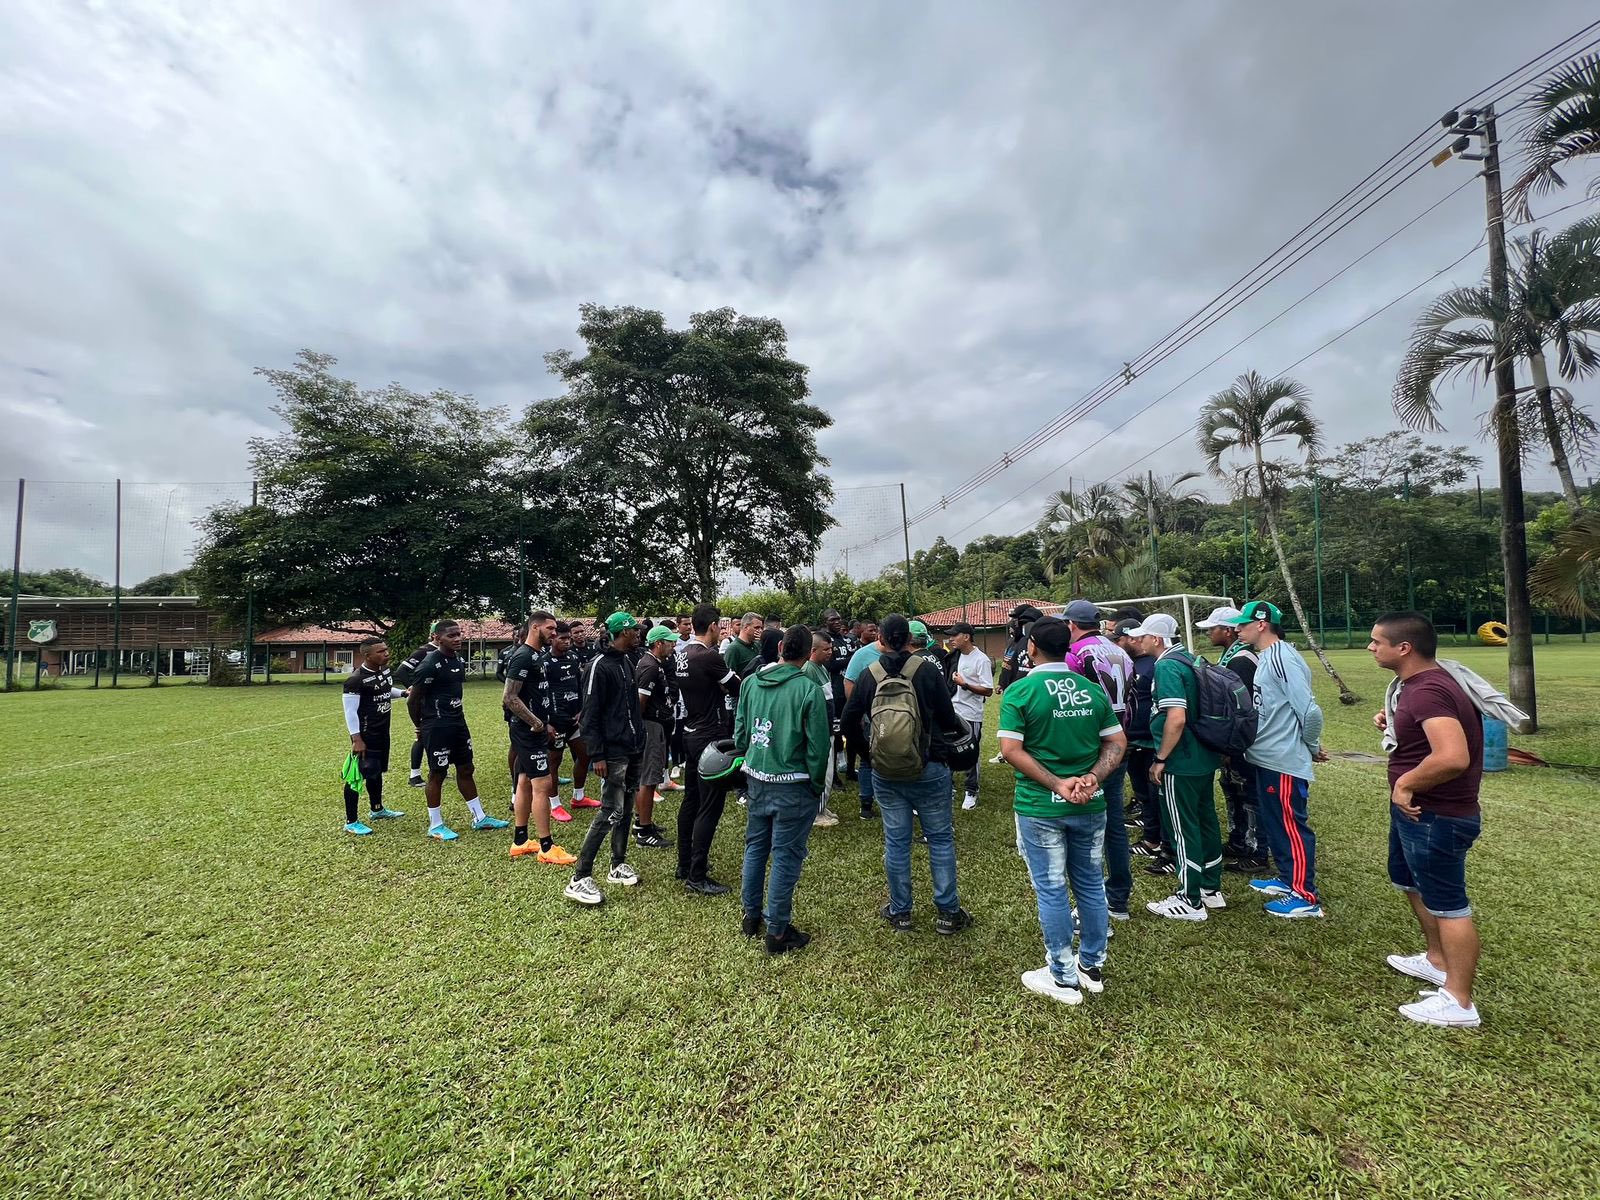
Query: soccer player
[[502, 611, 576, 865], [340, 636, 407, 833], [998, 616, 1127, 1005], [565, 612, 648, 906], [410, 619, 508, 840], [1129, 613, 1224, 921], [543, 621, 592, 820], [674, 602, 741, 895], [395, 623, 443, 788], [1371, 612, 1485, 1028], [632, 623, 679, 848], [1196, 605, 1265, 870], [1228, 601, 1326, 918]]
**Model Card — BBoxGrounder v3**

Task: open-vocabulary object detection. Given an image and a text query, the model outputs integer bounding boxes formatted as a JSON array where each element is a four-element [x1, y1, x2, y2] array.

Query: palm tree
[[1508, 52, 1600, 221], [1395, 216, 1600, 509], [1531, 509, 1600, 617], [1122, 471, 1207, 536], [1197, 371, 1359, 703], [1038, 484, 1132, 590]]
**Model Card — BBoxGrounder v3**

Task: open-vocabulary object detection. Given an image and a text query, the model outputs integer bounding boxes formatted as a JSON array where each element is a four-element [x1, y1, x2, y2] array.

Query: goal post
[[1030, 593, 1237, 653]]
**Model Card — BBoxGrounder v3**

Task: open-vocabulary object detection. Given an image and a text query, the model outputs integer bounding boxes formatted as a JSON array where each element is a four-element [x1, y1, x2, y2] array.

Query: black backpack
[[1180, 654, 1258, 757]]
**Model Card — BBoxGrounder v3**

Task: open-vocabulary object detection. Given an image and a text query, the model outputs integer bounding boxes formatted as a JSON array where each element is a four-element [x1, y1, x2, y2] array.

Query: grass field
[[3, 645, 1598, 1198]]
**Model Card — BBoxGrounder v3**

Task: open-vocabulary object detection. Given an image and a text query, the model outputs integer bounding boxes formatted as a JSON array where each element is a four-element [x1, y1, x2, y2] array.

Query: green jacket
[[733, 662, 831, 795]]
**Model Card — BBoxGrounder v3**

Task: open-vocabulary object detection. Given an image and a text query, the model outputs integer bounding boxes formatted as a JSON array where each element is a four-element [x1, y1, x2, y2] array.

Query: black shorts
[[548, 718, 579, 750], [358, 731, 391, 776], [510, 724, 552, 781], [424, 721, 473, 772]]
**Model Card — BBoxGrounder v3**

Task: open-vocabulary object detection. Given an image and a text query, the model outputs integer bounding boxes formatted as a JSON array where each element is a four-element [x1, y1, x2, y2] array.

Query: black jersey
[[393, 641, 437, 687], [343, 665, 398, 735], [541, 649, 584, 727], [502, 643, 552, 728], [635, 652, 673, 724], [412, 649, 467, 723], [674, 640, 736, 738]]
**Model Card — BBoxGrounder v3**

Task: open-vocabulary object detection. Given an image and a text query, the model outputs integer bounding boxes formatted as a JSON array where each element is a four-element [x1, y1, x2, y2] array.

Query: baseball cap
[[1227, 600, 1283, 626], [909, 619, 931, 644], [1113, 618, 1141, 638], [1196, 605, 1243, 629], [1126, 613, 1179, 641], [645, 625, 679, 645], [1063, 599, 1101, 624], [604, 611, 639, 636]]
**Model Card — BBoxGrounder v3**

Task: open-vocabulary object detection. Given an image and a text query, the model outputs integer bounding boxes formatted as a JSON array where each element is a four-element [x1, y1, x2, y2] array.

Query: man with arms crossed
[[1370, 612, 1485, 1028]]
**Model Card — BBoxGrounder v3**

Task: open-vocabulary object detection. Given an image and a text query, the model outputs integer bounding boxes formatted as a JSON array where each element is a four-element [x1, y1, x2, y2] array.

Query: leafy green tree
[[529, 304, 833, 604], [0, 568, 111, 597], [1199, 370, 1357, 702], [192, 352, 539, 652], [129, 571, 197, 596]]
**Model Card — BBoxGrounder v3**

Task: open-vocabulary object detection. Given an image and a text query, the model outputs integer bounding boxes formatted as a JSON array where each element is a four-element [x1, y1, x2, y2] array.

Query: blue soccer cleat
[[472, 815, 510, 831], [370, 808, 405, 820], [344, 821, 375, 836], [1249, 878, 1293, 897], [427, 825, 459, 842], [1265, 895, 1324, 919]]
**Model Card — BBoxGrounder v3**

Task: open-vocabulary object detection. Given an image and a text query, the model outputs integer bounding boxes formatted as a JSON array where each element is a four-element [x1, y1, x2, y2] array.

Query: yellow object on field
[[1477, 620, 1509, 646]]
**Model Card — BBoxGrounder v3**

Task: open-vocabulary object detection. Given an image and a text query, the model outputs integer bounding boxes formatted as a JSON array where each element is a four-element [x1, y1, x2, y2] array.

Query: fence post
[[5, 478, 22, 692], [1344, 572, 1353, 650], [112, 478, 122, 687], [322, 640, 329, 684], [1544, 612, 1551, 645], [265, 647, 273, 684], [244, 479, 257, 686], [153, 641, 161, 686], [1581, 584, 1588, 643], [93, 645, 101, 688], [1312, 473, 1326, 647]]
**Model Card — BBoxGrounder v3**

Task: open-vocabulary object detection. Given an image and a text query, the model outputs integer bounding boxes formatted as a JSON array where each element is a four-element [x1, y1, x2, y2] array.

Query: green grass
[[2, 646, 1598, 1198]]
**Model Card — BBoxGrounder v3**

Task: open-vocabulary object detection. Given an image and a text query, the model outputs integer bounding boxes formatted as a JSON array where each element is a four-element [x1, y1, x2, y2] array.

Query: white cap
[[1195, 605, 1242, 629], [1126, 613, 1179, 641]]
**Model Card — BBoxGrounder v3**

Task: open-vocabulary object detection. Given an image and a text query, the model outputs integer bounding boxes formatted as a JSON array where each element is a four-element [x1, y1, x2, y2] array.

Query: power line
[[836, 20, 1600, 556]]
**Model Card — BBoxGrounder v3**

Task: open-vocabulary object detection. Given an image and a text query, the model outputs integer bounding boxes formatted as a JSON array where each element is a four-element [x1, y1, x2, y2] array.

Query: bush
[[206, 656, 244, 687]]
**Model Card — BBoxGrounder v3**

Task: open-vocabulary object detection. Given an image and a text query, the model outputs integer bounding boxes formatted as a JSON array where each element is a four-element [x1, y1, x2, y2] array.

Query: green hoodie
[[733, 662, 831, 795]]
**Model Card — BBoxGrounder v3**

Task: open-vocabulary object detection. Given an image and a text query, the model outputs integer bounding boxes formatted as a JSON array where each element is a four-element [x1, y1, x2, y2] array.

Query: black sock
[[343, 785, 359, 824], [539, 835, 553, 852], [514, 826, 528, 846]]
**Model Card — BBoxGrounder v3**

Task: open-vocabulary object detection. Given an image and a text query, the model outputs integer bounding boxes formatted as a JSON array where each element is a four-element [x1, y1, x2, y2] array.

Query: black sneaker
[[741, 913, 763, 938], [1145, 858, 1177, 877], [913, 832, 929, 846], [684, 877, 730, 897], [1131, 840, 1162, 858], [879, 903, 912, 933], [407, 775, 425, 788], [764, 925, 811, 955], [633, 824, 673, 849], [860, 805, 877, 820], [935, 907, 974, 936]]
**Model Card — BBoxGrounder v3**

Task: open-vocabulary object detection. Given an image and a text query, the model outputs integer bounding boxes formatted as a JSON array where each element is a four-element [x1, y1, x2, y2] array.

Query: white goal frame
[[1030, 593, 1236, 653]]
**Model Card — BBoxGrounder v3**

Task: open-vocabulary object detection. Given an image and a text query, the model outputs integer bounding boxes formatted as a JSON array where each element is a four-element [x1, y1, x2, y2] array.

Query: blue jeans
[[1389, 808, 1480, 918], [1100, 762, 1131, 913], [1015, 810, 1108, 983], [858, 762, 874, 805], [876, 762, 959, 914], [741, 778, 817, 932]]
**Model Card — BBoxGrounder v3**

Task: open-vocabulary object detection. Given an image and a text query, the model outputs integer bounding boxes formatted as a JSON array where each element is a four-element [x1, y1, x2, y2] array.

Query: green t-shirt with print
[[1151, 646, 1222, 776], [996, 663, 1121, 818]]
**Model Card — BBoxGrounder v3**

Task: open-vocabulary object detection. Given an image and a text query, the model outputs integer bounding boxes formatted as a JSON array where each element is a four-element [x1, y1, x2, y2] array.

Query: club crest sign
[[27, 619, 58, 644]]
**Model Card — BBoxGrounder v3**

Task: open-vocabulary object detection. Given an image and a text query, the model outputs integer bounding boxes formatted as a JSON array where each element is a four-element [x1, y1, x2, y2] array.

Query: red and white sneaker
[[550, 803, 572, 823]]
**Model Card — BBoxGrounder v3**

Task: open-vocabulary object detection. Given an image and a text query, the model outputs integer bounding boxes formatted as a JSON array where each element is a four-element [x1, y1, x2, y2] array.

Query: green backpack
[[868, 656, 927, 781]]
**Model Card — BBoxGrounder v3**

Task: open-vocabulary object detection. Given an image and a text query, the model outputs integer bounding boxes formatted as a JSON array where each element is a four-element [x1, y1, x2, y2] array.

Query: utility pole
[[899, 483, 914, 617], [1440, 102, 1536, 728], [1146, 470, 1160, 594]]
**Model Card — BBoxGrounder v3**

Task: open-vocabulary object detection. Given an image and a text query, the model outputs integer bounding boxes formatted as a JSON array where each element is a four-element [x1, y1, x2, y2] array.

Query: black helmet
[[698, 738, 747, 786]]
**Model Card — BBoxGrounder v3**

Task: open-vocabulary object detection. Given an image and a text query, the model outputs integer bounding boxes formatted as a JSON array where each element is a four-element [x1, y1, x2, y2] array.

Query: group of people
[[337, 597, 1491, 1029]]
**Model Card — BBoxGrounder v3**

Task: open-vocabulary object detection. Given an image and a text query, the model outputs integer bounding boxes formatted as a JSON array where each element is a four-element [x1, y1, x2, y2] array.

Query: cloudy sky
[[3, 1, 1597, 582]]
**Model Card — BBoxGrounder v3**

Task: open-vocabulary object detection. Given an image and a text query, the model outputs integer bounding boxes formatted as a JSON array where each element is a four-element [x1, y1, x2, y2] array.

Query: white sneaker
[[813, 809, 840, 828], [988, 752, 1005, 765], [1075, 959, 1105, 994], [1146, 894, 1208, 922], [564, 876, 604, 906], [1399, 988, 1481, 1028], [606, 864, 640, 887], [1021, 966, 1084, 1006], [1386, 951, 1447, 986], [961, 794, 978, 811], [1201, 889, 1227, 910]]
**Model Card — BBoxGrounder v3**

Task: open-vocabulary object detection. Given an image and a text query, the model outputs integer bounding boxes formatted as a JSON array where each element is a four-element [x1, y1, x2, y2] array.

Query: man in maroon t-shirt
[[1369, 612, 1484, 1029]]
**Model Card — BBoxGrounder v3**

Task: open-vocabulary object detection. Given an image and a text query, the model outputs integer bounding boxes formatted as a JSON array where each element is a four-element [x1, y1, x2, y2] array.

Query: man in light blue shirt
[[1228, 601, 1327, 919], [843, 626, 888, 819]]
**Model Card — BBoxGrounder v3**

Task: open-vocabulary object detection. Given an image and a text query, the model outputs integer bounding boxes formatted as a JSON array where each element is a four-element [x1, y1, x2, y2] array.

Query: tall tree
[[1198, 370, 1358, 703], [1508, 51, 1600, 220], [192, 351, 539, 650], [529, 304, 833, 603], [1121, 471, 1206, 537], [1038, 483, 1132, 590], [1394, 217, 1600, 508]]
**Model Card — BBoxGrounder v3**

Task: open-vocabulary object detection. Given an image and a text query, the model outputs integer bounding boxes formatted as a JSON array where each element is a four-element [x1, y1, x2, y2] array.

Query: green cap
[[645, 625, 680, 645], [909, 619, 930, 642], [1227, 600, 1283, 626], [605, 611, 639, 636]]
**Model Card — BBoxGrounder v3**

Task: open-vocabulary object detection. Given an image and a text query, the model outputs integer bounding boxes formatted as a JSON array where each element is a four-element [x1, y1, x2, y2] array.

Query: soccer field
[[3, 646, 1598, 1198]]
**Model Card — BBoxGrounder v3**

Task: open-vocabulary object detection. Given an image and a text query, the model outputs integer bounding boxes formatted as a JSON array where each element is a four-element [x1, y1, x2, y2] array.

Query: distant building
[[915, 598, 1055, 659], [9, 594, 243, 677]]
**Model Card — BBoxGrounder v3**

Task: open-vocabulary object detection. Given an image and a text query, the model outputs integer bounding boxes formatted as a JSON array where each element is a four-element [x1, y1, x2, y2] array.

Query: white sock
[[573, 791, 585, 803], [409, 768, 422, 779], [428, 806, 444, 829], [467, 798, 486, 821]]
